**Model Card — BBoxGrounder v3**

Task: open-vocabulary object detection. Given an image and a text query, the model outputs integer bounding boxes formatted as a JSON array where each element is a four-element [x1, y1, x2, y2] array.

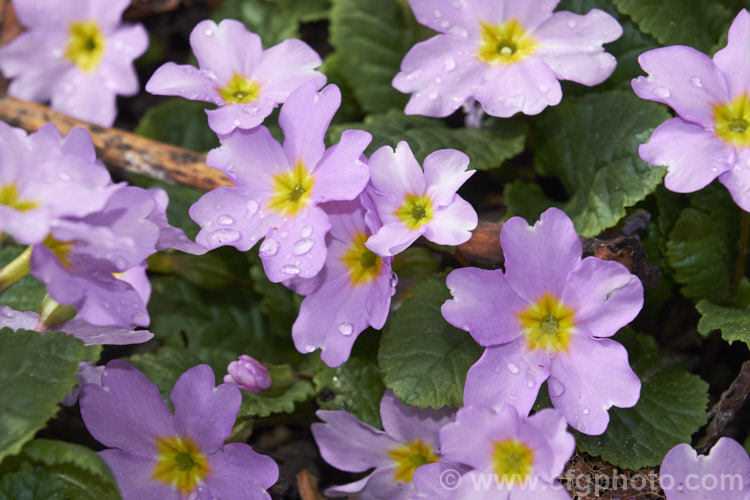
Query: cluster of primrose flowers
[[0, 0, 749, 499]]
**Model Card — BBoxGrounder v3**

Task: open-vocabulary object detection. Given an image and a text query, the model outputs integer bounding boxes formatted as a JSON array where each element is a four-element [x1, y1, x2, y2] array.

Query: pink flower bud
[[223, 355, 272, 394]]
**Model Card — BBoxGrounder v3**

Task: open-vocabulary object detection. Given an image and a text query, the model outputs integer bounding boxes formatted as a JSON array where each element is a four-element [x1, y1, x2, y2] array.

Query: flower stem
[[0, 246, 32, 295], [732, 210, 750, 298]]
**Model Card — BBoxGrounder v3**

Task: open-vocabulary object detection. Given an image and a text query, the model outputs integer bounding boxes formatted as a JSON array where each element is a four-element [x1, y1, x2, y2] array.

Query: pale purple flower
[[0, 122, 118, 245], [0, 0, 148, 126], [61, 361, 105, 406], [659, 438, 749, 499], [365, 142, 477, 257], [80, 361, 278, 499], [442, 208, 643, 435], [312, 390, 454, 499], [146, 19, 325, 135], [412, 405, 574, 499], [289, 198, 396, 367], [393, 0, 622, 118], [189, 82, 371, 283], [632, 9, 750, 211], [224, 355, 272, 394], [0, 305, 153, 345]]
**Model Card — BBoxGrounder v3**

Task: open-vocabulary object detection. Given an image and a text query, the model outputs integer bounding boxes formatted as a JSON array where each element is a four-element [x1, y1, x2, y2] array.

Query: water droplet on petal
[[259, 238, 279, 256], [428, 90, 438, 100], [1, 309, 16, 318], [338, 322, 354, 336], [246, 200, 259, 217], [568, 20, 576, 28], [282, 265, 300, 275], [434, 8, 442, 17], [581, 408, 590, 415], [209, 229, 240, 245], [652, 86, 670, 98], [548, 377, 565, 397], [439, 19, 450, 28], [304, 344, 317, 353], [689, 76, 702, 88], [233, 119, 241, 126], [300, 224, 312, 238], [217, 214, 234, 225], [131, 312, 149, 325], [449, 25, 468, 37], [443, 57, 456, 71], [204, 28, 214, 36], [507, 363, 520, 374], [526, 379, 535, 388], [114, 257, 127, 271], [293, 238, 314, 256]]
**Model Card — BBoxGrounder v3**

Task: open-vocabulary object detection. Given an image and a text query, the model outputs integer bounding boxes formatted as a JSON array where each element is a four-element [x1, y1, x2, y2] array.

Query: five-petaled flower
[[312, 389, 454, 499], [393, 0, 622, 118], [0, 0, 148, 126], [189, 82, 371, 283], [79, 361, 278, 500], [365, 142, 478, 257], [442, 207, 643, 435], [633, 9, 750, 212], [146, 19, 326, 135]]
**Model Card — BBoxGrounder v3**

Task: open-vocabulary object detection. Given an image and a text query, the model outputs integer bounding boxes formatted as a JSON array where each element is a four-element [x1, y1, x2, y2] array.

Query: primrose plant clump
[[0, 0, 748, 499]]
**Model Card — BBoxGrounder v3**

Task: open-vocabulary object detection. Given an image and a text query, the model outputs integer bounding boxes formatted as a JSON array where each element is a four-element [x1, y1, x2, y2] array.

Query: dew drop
[[440, 19, 450, 28], [204, 28, 214, 36], [282, 265, 300, 275], [233, 119, 241, 126], [507, 362, 520, 374], [443, 57, 456, 71], [526, 379, 535, 388], [689, 76, 702, 88], [568, 20, 576, 28], [131, 312, 149, 325], [209, 228, 240, 245], [581, 408, 590, 415], [217, 214, 234, 225], [548, 377, 565, 397], [1, 309, 15, 318], [259, 238, 279, 256], [304, 344, 317, 353], [652, 86, 670, 98], [280, 231, 289, 239], [114, 257, 127, 271], [434, 8, 442, 17], [428, 90, 438, 100], [246, 200, 259, 217], [338, 322, 354, 336], [449, 25, 468, 37], [293, 238, 314, 256], [300, 224, 312, 238]]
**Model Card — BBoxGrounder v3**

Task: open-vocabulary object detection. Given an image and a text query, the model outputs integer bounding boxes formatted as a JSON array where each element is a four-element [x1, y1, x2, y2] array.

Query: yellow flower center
[[491, 439, 535, 485], [0, 184, 38, 212], [387, 438, 439, 483], [517, 292, 575, 353], [267, 161, 315, 216], [477, 19, 538, 65], [395, 194, 433, 230], [42, 235, 74, 269], [713, 94, 750, 147], [218, 74, 262, 104], [340, 231, 383, 287], [65, 20, 106, 72], [151, 436, 211, 496]]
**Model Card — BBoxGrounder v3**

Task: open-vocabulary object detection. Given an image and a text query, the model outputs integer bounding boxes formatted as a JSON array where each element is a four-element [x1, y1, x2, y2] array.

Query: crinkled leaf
[[665, 207, 733, 303], [329, 0, 415, 113], [0, 439, 120, 500], [613, 0, 732, 53], [378, 274, 482, 409], [212, 0, 299, 47], [239, 364, 315, 418], [0, 329, 87, 462], [134, 99, 218, 153], [696, 300, 750, 348], [575, 331, 709, 469], [529, 91, 669, 236], [313, 357, 385, 428], [329, 111, 527, 171]]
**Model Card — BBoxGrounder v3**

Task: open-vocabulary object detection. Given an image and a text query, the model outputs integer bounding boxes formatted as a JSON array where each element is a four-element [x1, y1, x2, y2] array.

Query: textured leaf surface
[[0, 330, 86, 462], [696, 300, 750, 348], [135, 99, 218, 153], [313, 357, 385, 428], [575, 332, 708, 469], [378, 275, 482, 409], [526, 91, 669, 236], [212, 0, 299, 47]]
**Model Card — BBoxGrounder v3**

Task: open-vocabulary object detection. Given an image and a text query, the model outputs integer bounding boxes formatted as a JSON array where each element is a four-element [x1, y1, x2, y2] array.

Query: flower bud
[[223, 355, 272, 394]]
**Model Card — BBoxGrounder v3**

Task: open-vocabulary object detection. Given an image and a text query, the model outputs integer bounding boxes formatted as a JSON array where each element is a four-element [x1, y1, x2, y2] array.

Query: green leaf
[[613, 0, 732, 53], [378, 274, 482, 409], [269, 0, 330, 22], [0, 439, 121, 500], [0, 247, 45, 313], [134, 99, 218, 153], [530, 91, 669, 236], [503, 179, 559, 223], [238, 364, 315, 418], [575, 331, 709, 469], [665, 208, 733, 303], [329, 110, 527, 171], [0, 330, 87, 462], [212, 0, 299, 47], [313, 357, 386, 428], [129, 347, 313, 418], [696, 300, 750, 348], [329, 0, 416, 113]]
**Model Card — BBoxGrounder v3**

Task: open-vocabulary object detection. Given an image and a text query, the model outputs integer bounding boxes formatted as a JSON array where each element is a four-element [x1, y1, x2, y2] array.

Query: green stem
[[732, 211, 750, 297], [0, 246, 32, 295], [36, 295, 76, 332]]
